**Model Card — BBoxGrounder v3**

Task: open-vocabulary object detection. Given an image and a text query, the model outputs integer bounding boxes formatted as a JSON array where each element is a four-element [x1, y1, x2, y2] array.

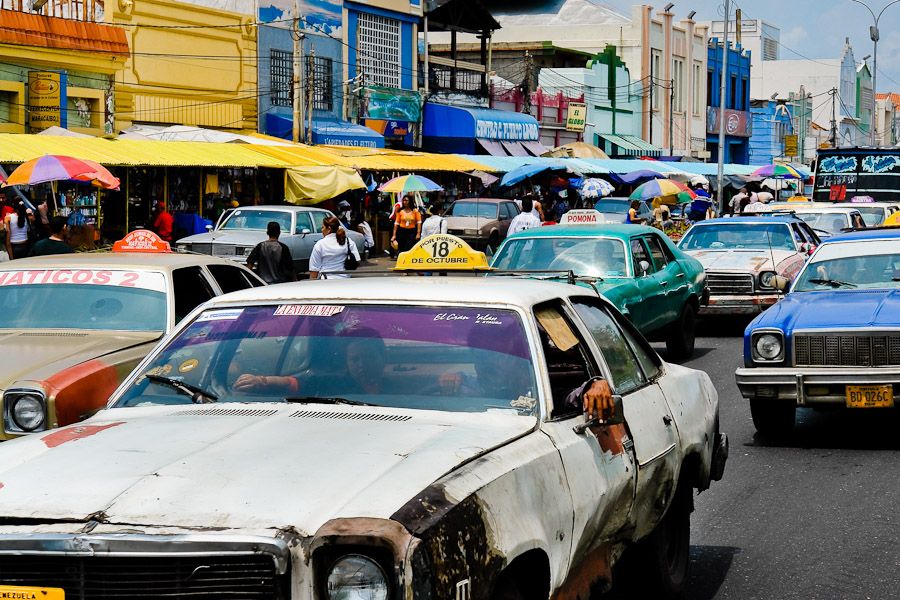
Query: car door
[[568, 297, 680, 536], [533, 300, 635, 572], [498, 202, 516, 238], [629, 237, 668, 332], [645, 232, 687, 325], [290, 212, 319, 272]]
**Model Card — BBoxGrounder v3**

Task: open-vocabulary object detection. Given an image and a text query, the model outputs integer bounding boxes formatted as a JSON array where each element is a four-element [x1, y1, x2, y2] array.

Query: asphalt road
[[647, 317, 900, 600]]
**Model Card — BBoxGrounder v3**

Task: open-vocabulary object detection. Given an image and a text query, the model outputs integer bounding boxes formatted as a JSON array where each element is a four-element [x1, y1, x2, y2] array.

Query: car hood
[[685, 248, 796, 272], [0, 406, 534, 533], [178, 230, 267, 245], [754, 289, 900, 331], [0, 330, 161, 385], [445, 216, 495, 229]]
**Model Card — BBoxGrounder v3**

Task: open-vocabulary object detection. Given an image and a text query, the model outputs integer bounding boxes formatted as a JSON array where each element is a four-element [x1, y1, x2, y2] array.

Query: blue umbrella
[[581, 178, 615, 199], [499, 160, 583, 187], [611, 169, 667, 184]]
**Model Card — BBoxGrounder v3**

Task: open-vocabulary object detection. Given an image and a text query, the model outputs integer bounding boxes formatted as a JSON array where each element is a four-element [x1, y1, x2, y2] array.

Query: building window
[[271, 49, 293, 108], [306, 56, 333, 111], [707, 69, 714, 107], [357, 11, 401, 89], [730, 74, 737, 110], [763, 37, 778, 61], [672, 58, 684, 113], [651, 51, 662, 109], [693, 61, 702, 115], [741, 77, 748, 111]]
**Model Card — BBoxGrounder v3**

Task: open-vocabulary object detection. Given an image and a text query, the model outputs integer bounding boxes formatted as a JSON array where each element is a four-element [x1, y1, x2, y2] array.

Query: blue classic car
[[735, 228, 900, 437], [490, 216, 708, 359]]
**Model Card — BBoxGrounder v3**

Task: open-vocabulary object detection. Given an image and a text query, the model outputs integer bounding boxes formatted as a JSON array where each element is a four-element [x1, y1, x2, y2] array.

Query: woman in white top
[[309, 216, 361, 279], [5, 201, 33, 260]]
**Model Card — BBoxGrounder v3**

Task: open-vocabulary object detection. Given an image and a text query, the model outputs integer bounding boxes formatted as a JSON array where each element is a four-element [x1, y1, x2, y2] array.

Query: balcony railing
[[424, 55, 488, 98], [0, 0, 103, 22]]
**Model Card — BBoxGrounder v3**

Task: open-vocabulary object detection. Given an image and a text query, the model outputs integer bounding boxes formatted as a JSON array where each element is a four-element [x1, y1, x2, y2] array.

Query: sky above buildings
[[596, 0, 900, 94]]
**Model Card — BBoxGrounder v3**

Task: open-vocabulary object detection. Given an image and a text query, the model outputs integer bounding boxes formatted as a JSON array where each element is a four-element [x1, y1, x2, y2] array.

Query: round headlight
[[755, 333, 783, 360], [12, 395, 44, 431], [326, 555, 388, 600], [759, 271, 777, 288]]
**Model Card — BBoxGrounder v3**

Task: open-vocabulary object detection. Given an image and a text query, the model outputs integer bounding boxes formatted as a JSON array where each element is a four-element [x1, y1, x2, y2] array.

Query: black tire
[[665, 303, 696, 360], [491, 572, 525, 600], [635, 481, 693, 599], [750, 398, 796, 439]]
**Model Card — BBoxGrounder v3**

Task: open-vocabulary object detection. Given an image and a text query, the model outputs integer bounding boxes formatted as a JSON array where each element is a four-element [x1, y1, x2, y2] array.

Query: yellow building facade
[[111, 0, 258, 133]]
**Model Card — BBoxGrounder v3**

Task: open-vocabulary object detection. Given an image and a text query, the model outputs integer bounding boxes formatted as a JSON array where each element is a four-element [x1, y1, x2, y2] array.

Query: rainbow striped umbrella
[[629, 178, 696, 203], [751, 164, 803, 179], [378, 174, 443, 193], [6, 155, 114, 187]]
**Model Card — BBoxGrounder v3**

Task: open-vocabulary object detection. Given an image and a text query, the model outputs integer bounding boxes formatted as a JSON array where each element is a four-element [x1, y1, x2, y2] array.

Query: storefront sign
[[474, 118, 539, 141], [566, 102, 587, 132], [784, 134, 798, 157], [28, 71, 67, 133], [364, 119, 410, 137], [705, 107, 751, 137], [363, 86, 421, 122]]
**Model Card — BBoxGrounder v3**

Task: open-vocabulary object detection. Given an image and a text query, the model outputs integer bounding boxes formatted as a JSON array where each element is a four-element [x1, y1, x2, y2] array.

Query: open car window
[[117, 304, 539, 416]]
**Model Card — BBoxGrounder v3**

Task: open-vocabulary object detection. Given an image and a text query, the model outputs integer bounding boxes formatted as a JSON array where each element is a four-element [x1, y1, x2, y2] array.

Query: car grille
[[794, 332, 900, 367], [213, 244, 240, 257], [189, 242, 213, 254], [706, 272, 754, 295], [0, 554, 279, 599]]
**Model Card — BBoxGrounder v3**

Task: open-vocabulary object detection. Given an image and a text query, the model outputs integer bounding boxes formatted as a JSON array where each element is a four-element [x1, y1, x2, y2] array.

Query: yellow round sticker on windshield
[[179, 359, 199, 373]]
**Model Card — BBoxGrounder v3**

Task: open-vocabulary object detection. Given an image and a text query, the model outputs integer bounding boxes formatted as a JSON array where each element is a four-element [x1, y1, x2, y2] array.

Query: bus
[[813, 147, 900, 203]]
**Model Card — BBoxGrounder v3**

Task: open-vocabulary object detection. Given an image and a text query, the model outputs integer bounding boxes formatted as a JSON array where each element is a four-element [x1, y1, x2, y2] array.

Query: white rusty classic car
[[0, 277, 727, 599], [677, 215, 820, 315]]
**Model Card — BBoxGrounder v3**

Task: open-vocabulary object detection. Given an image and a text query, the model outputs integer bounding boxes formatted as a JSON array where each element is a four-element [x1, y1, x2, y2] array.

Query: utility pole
[[291, 0, 306, 144], [716, 0, 730, 215], [522, 51, 534, 115], [649, 78, 654, 148], [830, 87, 837, 148], [669, 77, 674, 156], [307, 45, 315, 144]]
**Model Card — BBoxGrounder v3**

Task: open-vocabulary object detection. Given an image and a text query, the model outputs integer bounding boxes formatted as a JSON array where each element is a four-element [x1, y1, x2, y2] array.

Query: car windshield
[[447, 201, 499, 219], [593, 199, 629, 213], [492, 237, 629, 278], [794, 240, 900, 291], [852, 206, 885, 226], [679, 223, 797, 251], [220, 209, 293, 232], [0, 268, 167, 331], [793, 212, 851, 234], [115, 304, 538, 415]]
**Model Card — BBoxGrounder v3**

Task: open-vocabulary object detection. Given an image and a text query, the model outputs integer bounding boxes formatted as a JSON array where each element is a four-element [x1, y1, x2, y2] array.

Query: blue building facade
[[749, 100, 794, 165], [706, 38, 751, 164]]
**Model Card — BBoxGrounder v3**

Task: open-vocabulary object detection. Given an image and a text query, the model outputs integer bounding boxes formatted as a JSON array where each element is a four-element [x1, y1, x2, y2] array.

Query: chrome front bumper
[[699, 293, 780, 315], [735, 366, 900, 405]]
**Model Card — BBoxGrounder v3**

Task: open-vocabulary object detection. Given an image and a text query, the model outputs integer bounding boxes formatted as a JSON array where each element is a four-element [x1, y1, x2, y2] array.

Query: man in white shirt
[[508, 198, 542, 235], [421, 203, 448, 238]]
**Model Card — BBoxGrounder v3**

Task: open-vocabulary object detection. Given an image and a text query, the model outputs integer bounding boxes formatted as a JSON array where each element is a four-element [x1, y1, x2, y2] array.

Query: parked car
[[444, 198, 520, 250], [0, 230, 264, 441], [491, 218, 708, 358], [832, 201, 898, 226], [176, 205, 365, 275], [789, 206, 866, 237], [735, 228, 900, 437], [592, 197, 654, 223], [0, 268, 727, 600], [677, 216, 820, 315]]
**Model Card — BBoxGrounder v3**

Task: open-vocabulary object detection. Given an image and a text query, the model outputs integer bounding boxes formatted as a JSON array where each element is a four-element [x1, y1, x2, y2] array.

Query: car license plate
[[846, 385, 894, 408], [0, 585, 64, 599]]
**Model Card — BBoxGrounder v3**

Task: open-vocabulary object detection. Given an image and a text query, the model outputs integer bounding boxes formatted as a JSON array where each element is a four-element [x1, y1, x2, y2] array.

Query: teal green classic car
[[491, 217, 708, 358]]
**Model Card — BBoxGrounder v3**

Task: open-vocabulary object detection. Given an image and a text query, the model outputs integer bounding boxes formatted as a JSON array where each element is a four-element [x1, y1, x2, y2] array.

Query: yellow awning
[[321, 146, 497, 172], [285, 166, 366, 206]]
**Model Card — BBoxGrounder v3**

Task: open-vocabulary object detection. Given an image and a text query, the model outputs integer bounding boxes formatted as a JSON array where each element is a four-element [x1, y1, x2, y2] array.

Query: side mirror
[[639, 260, 651, 275], [205, 224, 213, 231], [773, 275, 791, 292], [300, 228, 311, 236]]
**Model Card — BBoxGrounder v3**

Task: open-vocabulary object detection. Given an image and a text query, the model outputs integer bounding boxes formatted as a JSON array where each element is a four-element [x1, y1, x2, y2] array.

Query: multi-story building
[[875, 93, 899, 146], [702, 18, 780, 101], [856, 60, 873, 143], [0, 3, 129, 135], [706, 38, 751, 164]]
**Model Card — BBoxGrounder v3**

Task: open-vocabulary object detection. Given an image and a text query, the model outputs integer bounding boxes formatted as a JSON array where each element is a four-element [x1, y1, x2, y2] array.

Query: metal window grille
[[271, 49, 293, 108], [306, 56, 333, 111], [763, 37, 778, 61], [357, 11, 401, 89]]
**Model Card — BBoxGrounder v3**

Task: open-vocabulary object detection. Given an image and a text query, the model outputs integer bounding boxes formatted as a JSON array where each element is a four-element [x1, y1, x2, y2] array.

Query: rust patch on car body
[[45, 359, 125, 426], [41, 422, 125, 448], [591, 423, 627, 455], [552, 542, 612, 600]]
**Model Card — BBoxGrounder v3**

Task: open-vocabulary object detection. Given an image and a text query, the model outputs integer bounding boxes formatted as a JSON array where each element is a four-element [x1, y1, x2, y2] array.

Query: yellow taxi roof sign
[[393, 234, 494, 271], [883, 212, 900, 226]]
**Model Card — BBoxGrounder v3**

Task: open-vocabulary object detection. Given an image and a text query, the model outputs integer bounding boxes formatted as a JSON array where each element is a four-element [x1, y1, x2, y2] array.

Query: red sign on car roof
[[113, 230, 171, 253]]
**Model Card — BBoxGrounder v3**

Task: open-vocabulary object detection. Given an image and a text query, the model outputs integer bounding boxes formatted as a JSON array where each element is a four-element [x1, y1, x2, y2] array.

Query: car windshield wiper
[[285, 396, 376, 407], [146, 374, 218, 403], [808, 278, 857, 288]]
